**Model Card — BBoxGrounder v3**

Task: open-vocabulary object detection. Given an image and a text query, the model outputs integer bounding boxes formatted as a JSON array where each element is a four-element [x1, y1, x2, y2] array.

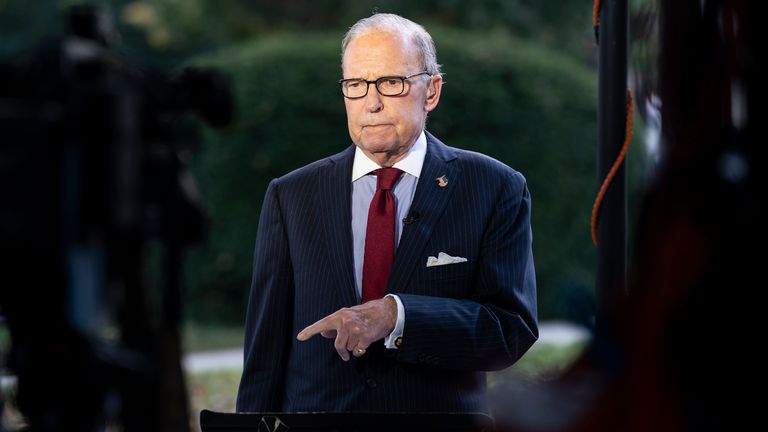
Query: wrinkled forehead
[[342, 30, 420, 72]]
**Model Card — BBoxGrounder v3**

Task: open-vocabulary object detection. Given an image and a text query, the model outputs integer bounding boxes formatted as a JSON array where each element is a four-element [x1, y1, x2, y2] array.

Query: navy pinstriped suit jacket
[[236, 131, 538, 413]]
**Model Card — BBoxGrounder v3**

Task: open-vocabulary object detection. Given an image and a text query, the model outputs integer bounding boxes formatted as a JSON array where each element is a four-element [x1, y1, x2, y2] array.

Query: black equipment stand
[[200, 409, 495, 432]]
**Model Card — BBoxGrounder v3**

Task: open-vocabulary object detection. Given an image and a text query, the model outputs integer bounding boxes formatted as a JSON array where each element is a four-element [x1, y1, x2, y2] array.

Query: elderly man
[[236, 13, 537, 413]]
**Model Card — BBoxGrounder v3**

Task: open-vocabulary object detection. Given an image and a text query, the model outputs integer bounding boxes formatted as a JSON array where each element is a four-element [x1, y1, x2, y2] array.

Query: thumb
[[320, 330, 337, 339]]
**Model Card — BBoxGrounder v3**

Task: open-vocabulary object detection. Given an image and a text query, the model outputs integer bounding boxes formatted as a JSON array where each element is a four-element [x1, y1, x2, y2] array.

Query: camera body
[[0, 5, 232, 431]]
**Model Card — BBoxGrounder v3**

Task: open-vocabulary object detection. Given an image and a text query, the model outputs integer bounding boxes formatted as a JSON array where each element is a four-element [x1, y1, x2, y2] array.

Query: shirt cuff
[[384, 294, 405, 349]]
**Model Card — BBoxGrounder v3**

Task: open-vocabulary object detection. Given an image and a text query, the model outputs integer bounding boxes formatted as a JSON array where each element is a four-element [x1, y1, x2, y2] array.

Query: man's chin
[[360, 141, 400, 155]]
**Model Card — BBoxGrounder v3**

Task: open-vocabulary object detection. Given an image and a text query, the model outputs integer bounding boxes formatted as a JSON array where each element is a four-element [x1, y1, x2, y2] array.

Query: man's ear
[[424, 75, 442, 112]]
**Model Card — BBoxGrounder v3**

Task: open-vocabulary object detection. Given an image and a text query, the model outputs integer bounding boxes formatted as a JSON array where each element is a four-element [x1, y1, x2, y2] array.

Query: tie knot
[[375, 168, 403, 191]]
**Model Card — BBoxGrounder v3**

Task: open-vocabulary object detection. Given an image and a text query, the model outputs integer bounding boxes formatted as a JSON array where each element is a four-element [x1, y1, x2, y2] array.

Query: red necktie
[[361, 168, 403, 303]]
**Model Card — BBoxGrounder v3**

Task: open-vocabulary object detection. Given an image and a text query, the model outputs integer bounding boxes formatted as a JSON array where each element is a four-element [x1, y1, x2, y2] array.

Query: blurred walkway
[[184, 348, 244, 373], [535, 320, 591, 345], [182, 320, 591, 373]]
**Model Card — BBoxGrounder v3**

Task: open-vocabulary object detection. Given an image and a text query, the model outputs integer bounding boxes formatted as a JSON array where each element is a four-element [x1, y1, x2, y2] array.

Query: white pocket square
[[426, 252, 468, 267]]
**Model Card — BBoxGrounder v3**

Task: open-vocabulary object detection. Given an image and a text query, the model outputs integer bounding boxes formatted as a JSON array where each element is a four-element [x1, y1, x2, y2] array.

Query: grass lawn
[[187, 369, 241, 431], [1, 323, 587, 430], [183, 322, 245, 352], [184, 323, 588, 430]]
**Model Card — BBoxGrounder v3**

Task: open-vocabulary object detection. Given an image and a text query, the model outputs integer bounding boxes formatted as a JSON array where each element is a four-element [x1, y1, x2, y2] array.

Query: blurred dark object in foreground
[[0, 5, 232, 431], [494, 1, 764, 430]]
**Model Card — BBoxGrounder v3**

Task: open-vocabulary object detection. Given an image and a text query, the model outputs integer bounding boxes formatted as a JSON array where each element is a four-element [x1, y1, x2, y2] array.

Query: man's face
[[342, 30, 442, 166]]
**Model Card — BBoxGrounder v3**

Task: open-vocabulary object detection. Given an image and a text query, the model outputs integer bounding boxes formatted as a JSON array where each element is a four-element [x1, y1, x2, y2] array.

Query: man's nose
[[364, 83, 383, 113]]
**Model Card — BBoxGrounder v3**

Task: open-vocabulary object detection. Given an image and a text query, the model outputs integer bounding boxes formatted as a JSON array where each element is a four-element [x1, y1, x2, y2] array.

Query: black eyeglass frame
[[338, 71, 431, 99]]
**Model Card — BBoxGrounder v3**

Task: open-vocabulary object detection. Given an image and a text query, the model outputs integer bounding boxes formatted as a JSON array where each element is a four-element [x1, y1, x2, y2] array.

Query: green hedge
[[184, 28, 598, 324]]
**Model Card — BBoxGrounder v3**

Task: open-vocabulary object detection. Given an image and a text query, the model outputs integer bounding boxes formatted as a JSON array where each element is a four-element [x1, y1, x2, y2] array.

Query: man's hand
[[296, 297, 397, 361]]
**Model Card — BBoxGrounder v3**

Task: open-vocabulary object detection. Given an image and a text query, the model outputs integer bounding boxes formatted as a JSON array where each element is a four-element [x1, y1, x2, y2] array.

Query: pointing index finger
[[297, 316, 334, 341]]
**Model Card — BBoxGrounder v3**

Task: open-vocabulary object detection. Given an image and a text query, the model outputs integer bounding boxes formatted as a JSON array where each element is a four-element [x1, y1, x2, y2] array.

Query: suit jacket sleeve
[[236, 179, 294, 412], [396, 171, 538, 371]]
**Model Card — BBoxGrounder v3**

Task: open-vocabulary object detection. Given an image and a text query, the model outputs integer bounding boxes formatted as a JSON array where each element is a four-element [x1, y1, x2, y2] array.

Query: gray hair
[[341, 13, 442, 76]]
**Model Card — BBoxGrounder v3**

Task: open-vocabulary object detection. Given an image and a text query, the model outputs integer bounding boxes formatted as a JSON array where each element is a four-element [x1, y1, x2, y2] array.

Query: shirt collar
[[351, 131, 427, 182]]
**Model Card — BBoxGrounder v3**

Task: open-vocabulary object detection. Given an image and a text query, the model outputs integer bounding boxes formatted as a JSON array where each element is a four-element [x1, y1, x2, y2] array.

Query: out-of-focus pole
[[596, 0, 628, 320]]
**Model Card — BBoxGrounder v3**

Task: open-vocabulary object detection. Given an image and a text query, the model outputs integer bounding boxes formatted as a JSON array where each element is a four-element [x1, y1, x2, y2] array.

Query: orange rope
[[593, 0, 602, 42], [593, 0, 602, 28], [591, 89, 633, 245]]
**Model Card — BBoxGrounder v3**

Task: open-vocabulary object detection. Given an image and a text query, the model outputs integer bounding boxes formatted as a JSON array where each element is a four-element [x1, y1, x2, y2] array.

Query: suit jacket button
[[365, 378, 377, 389]]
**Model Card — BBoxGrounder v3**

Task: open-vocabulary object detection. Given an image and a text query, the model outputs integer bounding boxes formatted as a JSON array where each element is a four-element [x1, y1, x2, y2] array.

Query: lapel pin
[[436, 175, 448, 188]]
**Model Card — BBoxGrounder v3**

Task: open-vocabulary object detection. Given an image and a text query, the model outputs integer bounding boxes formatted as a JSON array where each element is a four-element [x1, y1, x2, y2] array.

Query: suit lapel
[[387, 132, 459, 294], [318, 145, 358, 306]]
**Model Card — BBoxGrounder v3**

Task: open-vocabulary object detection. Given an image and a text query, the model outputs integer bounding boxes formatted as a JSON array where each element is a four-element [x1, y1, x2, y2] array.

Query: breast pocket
[[421, 260, 472, 281], [416, 260, 473, 298]]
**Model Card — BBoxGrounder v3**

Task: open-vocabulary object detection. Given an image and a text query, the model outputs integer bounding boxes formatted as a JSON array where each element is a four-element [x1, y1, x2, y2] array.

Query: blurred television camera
[[0, 5, 233, 431]]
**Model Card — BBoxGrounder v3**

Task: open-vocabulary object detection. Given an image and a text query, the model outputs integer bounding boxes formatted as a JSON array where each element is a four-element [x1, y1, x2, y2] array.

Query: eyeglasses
[[338, 71, 430, 99]]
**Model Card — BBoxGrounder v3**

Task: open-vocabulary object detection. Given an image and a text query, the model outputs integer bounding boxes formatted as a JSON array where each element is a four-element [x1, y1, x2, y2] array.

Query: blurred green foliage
[[1, 1, 594, 64], [183, 322, 246, 353], [1, 0, 611, 326], [184, 28, 598, 324]]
